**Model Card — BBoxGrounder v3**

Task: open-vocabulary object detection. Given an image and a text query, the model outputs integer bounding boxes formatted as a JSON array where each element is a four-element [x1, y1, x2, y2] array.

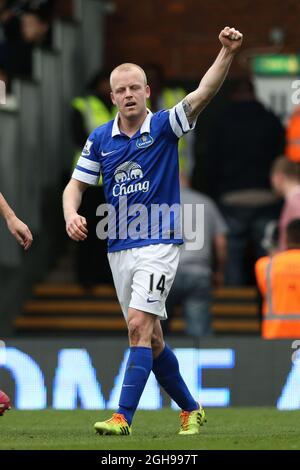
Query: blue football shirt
[[72, 101, 196, 252]]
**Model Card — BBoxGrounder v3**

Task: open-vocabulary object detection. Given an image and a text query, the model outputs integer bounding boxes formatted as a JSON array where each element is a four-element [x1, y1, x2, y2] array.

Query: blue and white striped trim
[[75, 165, 99, 176], [77, 156, 100, 173], [72, 168, 100, 185], [169, 101, 197, 138]]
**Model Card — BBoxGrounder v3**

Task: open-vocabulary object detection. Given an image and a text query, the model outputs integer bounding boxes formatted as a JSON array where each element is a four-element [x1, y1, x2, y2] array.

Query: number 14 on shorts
[[149, 273, 166, 295]]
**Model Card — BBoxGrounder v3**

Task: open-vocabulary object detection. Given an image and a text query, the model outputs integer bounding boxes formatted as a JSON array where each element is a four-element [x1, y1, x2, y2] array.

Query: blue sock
[[118, 346, 153, 425], [152, 344, 198, 411]]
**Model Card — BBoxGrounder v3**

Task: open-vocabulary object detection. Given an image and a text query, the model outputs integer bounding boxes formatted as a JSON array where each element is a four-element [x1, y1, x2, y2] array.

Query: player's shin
[[152, 344, 198, 411], [117, 346, 153, 425]]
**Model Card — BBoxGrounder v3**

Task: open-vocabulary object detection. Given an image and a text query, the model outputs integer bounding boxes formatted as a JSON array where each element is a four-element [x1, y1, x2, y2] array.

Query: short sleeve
[[72, 131, 101, 185], [168, 100, 197, 138]]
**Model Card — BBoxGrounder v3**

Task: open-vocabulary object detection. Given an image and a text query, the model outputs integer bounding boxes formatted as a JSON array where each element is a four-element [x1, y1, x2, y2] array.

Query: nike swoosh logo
[[101, 150, 117, 156], [147, 298, 159, 303]]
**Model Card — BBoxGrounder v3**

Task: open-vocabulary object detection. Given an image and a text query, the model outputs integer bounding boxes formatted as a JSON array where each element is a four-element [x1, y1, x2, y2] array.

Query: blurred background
[[1, 0, 300, 411]]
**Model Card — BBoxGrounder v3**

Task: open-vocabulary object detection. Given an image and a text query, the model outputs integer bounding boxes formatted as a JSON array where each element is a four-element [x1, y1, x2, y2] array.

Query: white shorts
[[108, 243, 181, 321]]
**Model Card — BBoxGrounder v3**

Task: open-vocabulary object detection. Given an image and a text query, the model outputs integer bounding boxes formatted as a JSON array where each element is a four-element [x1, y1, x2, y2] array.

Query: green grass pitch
[[1, 408, 300, 450]]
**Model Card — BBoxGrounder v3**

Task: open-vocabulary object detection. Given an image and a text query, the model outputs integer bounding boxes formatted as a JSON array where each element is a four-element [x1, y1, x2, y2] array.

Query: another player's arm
[[0, 192, 33, 250], [63, 179, 89, 241], [182, 26, 243, 124]]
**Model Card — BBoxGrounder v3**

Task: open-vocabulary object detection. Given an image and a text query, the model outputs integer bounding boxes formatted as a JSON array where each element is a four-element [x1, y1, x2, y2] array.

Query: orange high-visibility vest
[[286, 106, 300, 162], [255, 250, 300, 339]]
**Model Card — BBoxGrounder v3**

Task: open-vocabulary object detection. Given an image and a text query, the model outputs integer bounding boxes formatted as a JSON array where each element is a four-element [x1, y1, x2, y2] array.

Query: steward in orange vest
[[255, 219, 300, 339], [286, 106, 300, 162]]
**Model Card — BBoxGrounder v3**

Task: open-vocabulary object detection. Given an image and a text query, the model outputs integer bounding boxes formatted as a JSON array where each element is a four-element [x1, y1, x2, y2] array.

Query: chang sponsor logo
[[112, 161, 150, 196]]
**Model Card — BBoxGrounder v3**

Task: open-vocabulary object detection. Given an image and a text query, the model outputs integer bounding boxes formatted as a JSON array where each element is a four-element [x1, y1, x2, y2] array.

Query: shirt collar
[[111, 109, 153, 137]]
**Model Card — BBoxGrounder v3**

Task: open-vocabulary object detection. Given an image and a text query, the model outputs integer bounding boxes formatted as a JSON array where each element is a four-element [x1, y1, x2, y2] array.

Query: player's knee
[[151, 332, 164, 356], [128, 318, 149, 344]]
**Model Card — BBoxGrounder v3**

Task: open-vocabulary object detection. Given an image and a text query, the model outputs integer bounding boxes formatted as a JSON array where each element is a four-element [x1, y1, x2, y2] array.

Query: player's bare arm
[[0, 192, 33, 250], [182, 26, 243, 124], [63, 179, 89, 242]]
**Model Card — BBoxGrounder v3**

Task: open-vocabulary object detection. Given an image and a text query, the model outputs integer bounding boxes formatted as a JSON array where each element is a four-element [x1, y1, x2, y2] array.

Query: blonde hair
[[110, 63, 147, 90]]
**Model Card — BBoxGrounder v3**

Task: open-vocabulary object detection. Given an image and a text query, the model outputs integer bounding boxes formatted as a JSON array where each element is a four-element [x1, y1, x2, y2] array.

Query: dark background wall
[[105, 0, 300, 80]]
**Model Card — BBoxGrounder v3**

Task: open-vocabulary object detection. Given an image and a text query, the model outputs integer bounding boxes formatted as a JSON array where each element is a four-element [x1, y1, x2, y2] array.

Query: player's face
[[110, 69, 150, 120]]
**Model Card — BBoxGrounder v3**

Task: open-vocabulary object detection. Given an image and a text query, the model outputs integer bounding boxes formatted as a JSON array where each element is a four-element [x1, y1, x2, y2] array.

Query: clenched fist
[[219, 26, 243, 53]]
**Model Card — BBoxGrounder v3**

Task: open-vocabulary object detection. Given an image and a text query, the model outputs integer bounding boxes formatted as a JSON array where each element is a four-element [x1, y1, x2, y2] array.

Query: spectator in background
[[166, 171, 228, 337], [0, 3, 51, 79], [271, 156, 300, 251], [144, 63, 195, 179], [71, 70, 114, 168], [205, 77, 285, 286], [0, 0, 54, 41], [0, 0, 22, 42], [0, 0, 68, 44], [0, 1, 50, 43], [20, 6, 51, 44], [255, 219, 300, 339], [285, 104, 300, 163], [260, 220, 279, 257], [70, 71, 114, 287]]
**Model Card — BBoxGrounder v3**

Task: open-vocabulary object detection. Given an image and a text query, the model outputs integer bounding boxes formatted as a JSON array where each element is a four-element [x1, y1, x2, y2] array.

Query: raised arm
[[0, 192, 33, 250], [182, 26, 243, 123], [63, 179, 89, 241]]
